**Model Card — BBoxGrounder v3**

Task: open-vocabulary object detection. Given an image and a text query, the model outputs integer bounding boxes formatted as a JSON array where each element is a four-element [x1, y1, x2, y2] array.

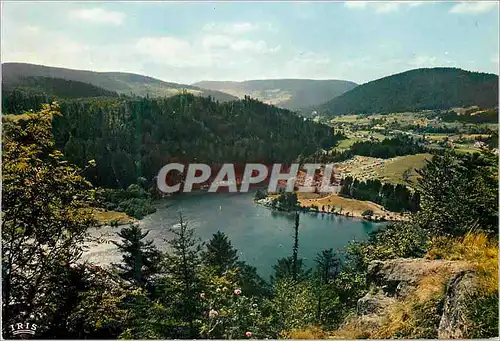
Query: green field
[[376, 153, 432, 185]]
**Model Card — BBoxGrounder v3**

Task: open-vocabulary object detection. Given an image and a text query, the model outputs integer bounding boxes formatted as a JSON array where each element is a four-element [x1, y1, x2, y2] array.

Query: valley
[[2, 63, 498, 340]]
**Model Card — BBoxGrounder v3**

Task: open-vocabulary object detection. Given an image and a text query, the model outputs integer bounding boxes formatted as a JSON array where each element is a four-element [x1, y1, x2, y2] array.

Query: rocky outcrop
[[348, 258, 477, 338], [367, 258, 469, 298], [437, 269, 478, 339]]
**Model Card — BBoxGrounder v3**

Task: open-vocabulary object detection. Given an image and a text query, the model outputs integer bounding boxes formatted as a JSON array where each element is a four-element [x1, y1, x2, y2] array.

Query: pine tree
[[314, 249, 340, 285], [201, 231, 238, 274], [112, 223, 161, 290], [163, 213, 203, 337], [314, 249, 340, 326]]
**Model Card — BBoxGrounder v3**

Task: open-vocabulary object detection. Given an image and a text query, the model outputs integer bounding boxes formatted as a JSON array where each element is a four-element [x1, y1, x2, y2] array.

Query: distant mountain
[[3, 76, 119, 99], [192, 79, 357, 111], [315, 68, 499, 116], [2, 63, 237, 102]]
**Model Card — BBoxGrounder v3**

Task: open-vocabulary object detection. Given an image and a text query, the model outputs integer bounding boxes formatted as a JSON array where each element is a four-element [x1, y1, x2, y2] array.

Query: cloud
[[202, 22, 260, 35], [344, 1, 428, 13], [449, 2, 498, 14], [344, 1, 368, 9], [69, 7, 126, 25], [407, 55, 456, 68], [201, 34, 279, 53], [408, 55, 437, 66], [492, 54, 499, 65]]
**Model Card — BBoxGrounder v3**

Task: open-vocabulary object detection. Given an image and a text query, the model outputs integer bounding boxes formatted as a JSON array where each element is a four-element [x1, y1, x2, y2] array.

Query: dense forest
[[440, 108, 499, 124], [317, 68, 499, 115], [3, 90, 343, 189], [339, 177, 420, 213], [2, 105, 498, 339], [303, 135, 426, 164], [3, 76, 120, 99]]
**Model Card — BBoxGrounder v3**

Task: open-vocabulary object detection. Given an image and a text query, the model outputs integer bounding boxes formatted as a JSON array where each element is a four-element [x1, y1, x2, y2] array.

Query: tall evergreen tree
[[112, 223, 161, 290], [201, 231, 238, 274], [314, 249, 340, 324], [163, 213, 203, 337]]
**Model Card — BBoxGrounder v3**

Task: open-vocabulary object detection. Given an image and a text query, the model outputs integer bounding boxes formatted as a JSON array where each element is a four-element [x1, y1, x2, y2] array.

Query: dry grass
[[426, 233, 498, 293], [373, 233, 499, 338], [298, 193, 407, 221], [92, 209, 135, 226], [372, 272, 450, 338], [284, 326, 327, 339], [330, 233, 498, 339]]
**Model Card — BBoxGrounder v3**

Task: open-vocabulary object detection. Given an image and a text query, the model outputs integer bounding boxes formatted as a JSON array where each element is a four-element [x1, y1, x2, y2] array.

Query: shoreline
[[255, 193, 409, 222]]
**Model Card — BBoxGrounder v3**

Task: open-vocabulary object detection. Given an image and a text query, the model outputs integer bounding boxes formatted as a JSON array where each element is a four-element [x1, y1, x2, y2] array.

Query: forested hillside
[[5, 94, 340, 188], [193, 79, 357, 111], [2, 62, 237, 102], [316, 68, 499, 115], [3, 105, 497, 339]]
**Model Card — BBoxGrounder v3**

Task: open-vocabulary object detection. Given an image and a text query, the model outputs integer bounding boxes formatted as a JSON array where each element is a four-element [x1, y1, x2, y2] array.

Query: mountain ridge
[[2, 62, 238, 102], [314, 67, 499, 116], [192, 78, 358, 110]]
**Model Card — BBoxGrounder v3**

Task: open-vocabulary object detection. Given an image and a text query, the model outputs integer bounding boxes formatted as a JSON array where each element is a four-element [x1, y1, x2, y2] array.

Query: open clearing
[[334, 153, 432, 185], [298, 192, 407, 221]]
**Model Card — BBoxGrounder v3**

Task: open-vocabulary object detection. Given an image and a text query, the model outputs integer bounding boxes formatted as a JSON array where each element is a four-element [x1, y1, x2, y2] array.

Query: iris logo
[[9, 322, 37, 338]]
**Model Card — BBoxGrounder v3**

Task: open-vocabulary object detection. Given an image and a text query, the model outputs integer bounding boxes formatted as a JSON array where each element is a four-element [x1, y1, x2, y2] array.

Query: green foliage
[[272, 257, 311, 282], [346, 222, 431, 271], [1, 104, 97, 337], [340, 176, 420, 213], [112, 224, 162, 290], [440, 108, 498, 124], [96, 185, 157, 219], [464, 291, 499, 338], [271, 192, 299, 211], [202, 231, 238, 275], [349, 135, 426, 159], [319, 67, 498, 115], [415, 150, 498, 236], [199, 270, 274, 339], [161, 213, 204, 337], [48, 94, 340, 188], [270, 278, 317, 334], [2, 76, 119, 113]]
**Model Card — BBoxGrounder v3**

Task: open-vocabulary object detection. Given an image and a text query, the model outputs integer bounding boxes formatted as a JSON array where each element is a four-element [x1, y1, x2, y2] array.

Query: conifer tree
[[163, 213, 203, 337], [112, 223, 161, 290], [201, 231, 238, 275]]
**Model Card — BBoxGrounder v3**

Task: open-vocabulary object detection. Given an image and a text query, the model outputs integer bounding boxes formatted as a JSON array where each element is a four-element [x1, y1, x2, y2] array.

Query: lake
[[83, 190, 385, 279]]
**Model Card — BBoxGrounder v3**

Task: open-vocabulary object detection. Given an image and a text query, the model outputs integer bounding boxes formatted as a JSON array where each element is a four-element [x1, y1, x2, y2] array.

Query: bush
[[346, 222, 431, 271]]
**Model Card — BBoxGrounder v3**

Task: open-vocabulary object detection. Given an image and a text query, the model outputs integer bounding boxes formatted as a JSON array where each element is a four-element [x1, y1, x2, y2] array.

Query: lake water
[[83, 190, 385, 279]]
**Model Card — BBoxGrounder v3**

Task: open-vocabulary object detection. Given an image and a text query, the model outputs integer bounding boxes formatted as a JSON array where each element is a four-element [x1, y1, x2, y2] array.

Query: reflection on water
[[84, 190, 386, 279]]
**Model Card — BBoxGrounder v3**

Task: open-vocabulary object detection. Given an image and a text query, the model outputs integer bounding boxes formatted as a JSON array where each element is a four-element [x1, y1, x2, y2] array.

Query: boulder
[[438, 269, 478, 339]]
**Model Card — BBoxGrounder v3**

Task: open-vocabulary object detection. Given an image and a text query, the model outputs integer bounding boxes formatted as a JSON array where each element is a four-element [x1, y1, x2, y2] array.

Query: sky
[[1, 1, 499, 85]]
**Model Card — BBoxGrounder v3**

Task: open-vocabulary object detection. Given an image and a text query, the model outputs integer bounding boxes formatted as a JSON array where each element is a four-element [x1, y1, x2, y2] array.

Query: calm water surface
[[83, 190, 385, 279]]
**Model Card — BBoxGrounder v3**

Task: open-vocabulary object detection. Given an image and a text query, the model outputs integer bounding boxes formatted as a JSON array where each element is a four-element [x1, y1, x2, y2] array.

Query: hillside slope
[[3, 76, 119, 98], [193, 79, 357, 110], [316, 68, 499, 116], [2, 62, 237, 102]]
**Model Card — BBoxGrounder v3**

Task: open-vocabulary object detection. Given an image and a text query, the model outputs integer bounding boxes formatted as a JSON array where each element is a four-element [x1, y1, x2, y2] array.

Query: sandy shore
[[297, 193, 409, 222]]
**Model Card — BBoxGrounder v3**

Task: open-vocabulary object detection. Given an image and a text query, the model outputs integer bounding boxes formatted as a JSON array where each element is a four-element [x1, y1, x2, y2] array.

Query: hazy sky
[[2, 1, 499, 84]]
